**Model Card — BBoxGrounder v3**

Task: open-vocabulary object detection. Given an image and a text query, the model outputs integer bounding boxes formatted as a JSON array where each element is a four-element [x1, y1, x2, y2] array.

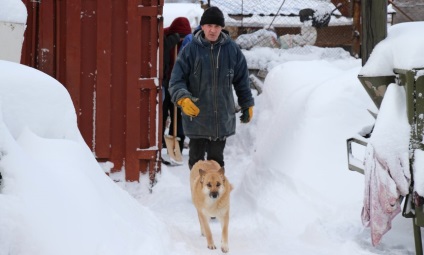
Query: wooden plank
[[21, 0, 163, 184], [38, 0, 55, 75], [158, 1, 164, 161], [149, 88, 158, 150], [138, 79, 157, 89], [139, 89, 150, 149], [65, 0, 82, 123], [139, 82, 159, 151], [95, 0, 112, 158], [109, 0, 127, 172], [138, 13, 154, 166], [56, 0, 67, 86], [79, 0, 97, 151], [330, 0, 353, 17], [140, 15, 153, 78], [136, 149, 157, 159], [149, 15, 158, 78], [352, 0, 361, 57], [139, 14, 155, 156], [137, 6, 159, 16], [126, 0, 162, 181], [125, 0, 142, 181], [361, 0, 387, 65], [148, 0, 162, 181], [20, 0, 38, 66], [315, 25, 353, 47]]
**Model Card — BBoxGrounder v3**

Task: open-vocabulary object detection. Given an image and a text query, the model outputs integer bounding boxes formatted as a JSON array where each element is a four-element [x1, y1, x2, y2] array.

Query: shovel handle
[[173, 104, 178, 147], [172, 47, 179, 148]]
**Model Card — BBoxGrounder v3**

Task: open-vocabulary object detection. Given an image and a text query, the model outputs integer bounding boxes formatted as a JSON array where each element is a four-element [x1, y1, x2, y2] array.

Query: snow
[[365, 83, 410, 197], [163, 3, 204, 28], [359, 22, 424, 76], [225, 14, 352, 28], [414, 150, 424, 196], [0, 0, 27, 63], [163, 1, 352, 30], [0, 0, 27, 24], [0, 61, 171, 255], [1, 1, 423, 255], [361, 84, 411, 245], [242, 45, 356, 71], [209, 0, 352, 28], [211, 0, 338, 16]]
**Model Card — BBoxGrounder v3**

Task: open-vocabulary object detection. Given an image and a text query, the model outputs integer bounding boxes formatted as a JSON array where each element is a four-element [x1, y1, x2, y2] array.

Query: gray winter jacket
[[169, 30, 254, 140]]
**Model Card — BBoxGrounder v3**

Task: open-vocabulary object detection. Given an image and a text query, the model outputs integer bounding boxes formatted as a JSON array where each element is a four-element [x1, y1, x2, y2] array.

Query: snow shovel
[[164, 104, 183, 165]]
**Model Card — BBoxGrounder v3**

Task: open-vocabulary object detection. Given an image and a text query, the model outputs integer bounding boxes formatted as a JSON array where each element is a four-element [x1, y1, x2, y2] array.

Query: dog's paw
[[207, 244, 216, 250], [221, 244, 229, 253]]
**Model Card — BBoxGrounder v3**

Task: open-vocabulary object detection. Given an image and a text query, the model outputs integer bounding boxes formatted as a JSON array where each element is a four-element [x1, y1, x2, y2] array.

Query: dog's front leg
[[220, 210, 230, 253], [198, 211, 216, 250], [197, 211, 205, 236]]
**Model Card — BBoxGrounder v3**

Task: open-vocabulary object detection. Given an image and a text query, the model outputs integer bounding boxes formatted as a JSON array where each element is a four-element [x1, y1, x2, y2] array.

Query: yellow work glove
[[240, 106, 253, 123], [177, 97, 200, 117]]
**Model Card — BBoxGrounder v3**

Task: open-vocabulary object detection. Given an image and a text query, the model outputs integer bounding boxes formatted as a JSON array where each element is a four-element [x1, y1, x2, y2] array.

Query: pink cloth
[[361, 145, 408, 246]]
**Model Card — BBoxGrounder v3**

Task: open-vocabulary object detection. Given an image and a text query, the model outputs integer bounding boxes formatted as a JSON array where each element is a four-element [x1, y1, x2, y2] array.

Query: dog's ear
[[199, 168, 206, 183], [218, 167, 225, 183]]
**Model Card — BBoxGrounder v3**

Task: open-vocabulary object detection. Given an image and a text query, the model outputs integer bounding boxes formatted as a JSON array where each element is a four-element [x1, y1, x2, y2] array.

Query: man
[[162, 17, 192, 158], [169, 6, 254, 169]]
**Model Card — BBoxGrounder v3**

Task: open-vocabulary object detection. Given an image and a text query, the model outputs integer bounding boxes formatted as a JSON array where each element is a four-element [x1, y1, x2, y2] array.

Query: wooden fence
[[21, 0, 164, 183]]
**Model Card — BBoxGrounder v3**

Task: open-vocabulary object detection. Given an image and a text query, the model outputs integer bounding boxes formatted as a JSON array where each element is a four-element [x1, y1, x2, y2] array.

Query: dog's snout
[[210, 192, 219, 199]]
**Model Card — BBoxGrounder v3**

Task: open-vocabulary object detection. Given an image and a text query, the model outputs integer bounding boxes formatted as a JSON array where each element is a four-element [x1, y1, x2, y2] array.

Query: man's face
[[201, 24, 222, 43]]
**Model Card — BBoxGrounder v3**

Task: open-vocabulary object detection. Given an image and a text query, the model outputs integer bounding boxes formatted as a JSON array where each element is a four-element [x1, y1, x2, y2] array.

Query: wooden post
[[352, 0, 361, 58], [361, 0, 388, 66]]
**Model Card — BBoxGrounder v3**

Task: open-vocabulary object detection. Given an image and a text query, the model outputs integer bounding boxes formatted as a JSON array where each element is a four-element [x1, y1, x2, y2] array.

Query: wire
[[241, 0, 244, 28], [267, 0, 287, 30], [388, 0, 414, 21]]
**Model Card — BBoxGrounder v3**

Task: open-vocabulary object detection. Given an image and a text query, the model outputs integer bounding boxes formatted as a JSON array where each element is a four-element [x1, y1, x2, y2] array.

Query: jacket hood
[[164, 17, 192, 36], [193, 30, 231, 47]]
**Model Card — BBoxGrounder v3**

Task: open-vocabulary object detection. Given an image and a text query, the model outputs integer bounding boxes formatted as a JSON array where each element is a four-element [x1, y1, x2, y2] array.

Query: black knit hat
[[200, 6, 225, 27]]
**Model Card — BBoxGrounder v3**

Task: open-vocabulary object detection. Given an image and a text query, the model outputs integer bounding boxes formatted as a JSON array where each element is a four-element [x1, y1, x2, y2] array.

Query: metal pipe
[[413, 220, 423, 255]]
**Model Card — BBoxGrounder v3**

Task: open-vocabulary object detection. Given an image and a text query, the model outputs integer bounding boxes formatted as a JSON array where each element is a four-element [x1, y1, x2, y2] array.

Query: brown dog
[[190, 160, 233, 253]]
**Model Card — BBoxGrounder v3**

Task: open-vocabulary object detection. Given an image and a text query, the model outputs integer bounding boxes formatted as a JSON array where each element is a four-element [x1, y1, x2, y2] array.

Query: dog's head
[[199, 167, 226, 199]]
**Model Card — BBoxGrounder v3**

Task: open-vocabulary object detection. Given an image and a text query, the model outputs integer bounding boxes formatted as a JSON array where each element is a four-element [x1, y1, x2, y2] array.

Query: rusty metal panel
[[21, 0, 163, 183]]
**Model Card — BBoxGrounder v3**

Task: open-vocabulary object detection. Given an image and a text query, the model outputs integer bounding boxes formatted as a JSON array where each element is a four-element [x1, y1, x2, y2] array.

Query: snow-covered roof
[[224, 13, 352, 27], [211, 0, 339, 16]]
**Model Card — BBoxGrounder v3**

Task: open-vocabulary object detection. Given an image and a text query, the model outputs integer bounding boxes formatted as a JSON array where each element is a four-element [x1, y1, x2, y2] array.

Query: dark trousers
[[188, 138, 226, 169], [162, 85, 185, 152]]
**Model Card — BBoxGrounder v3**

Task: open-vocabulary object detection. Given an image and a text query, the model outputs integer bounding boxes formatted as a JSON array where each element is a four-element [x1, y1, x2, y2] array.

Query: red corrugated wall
[[21, 0, 164, 183]]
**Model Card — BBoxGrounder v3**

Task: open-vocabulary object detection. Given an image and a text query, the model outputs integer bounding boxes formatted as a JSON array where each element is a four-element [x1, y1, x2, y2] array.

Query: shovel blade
[[164, 135, 183, 165]]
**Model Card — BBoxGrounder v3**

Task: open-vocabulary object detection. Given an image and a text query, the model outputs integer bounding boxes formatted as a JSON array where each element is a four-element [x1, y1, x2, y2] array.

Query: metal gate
[[21, 0, 163, 183]]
